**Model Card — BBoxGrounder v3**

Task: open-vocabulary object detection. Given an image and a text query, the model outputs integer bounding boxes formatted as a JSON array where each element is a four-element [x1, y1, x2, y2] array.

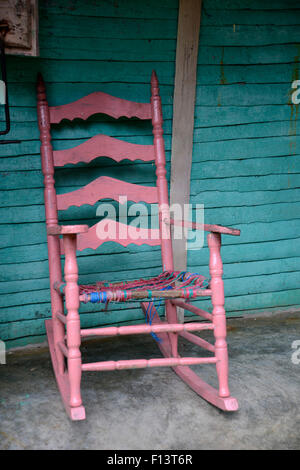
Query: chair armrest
[[167, 218, 240, 236], [47, 225, 89, 236]]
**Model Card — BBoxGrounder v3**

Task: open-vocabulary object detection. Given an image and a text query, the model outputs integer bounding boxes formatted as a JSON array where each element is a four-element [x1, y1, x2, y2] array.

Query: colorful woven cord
[[76, 271, 209, 344], [79, 271, 209, 304], [144, 284, 174, 343]]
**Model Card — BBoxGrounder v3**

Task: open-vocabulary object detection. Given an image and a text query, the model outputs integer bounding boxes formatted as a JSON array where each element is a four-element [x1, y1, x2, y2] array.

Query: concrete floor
[[0, 311, 300, 450]]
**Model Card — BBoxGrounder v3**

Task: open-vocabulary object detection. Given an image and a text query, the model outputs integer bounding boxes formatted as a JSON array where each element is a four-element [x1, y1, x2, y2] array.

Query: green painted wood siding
[[187, 0, 300, 316], [0, 0, 178, 348], [0, 0, 299, 348]]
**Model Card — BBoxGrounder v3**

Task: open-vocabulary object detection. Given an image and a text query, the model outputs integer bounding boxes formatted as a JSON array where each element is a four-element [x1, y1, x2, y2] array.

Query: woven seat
[[79, 271, 209, 304]]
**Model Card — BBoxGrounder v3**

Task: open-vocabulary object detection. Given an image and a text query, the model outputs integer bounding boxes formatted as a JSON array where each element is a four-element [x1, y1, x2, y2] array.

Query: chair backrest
[[36, 71, 174, 273]]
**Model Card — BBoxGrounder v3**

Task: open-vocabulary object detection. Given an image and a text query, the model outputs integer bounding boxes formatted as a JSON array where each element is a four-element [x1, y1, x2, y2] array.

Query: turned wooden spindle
[[208, 232, 230, 398], [37, 73, 65, 375], [151, 71, 173, 272], [151, 71, 178, 356], [63, 234, 82, 408]]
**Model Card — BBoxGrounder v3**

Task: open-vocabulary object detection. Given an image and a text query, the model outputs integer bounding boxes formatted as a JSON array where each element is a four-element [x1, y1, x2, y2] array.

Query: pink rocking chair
[[37, 71, 240, 420]]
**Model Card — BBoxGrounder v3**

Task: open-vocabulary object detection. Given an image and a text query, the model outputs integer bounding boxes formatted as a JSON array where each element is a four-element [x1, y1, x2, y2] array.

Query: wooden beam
[[170, 0, 202, 320]]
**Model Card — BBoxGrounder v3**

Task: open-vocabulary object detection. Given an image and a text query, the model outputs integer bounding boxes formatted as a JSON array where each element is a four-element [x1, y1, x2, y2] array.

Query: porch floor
[[0, 311, 300, 450]]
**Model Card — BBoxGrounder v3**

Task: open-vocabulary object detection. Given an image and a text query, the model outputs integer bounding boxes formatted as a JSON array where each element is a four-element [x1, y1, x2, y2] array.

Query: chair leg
[[66, 307, 82, 409], [208, 232, 230, 398], [48, 235, 66, 376], [46, 233, 85, 420], [45, 319, 85, 420], [213, 311, 230, 398], [64, 234, 83, 413]]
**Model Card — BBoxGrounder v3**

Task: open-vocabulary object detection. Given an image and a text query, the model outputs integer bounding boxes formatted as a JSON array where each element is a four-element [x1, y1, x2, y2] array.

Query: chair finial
[[151, 70, 158, 86], [151, 70, 159, 98], [37, 72, 45, 93]]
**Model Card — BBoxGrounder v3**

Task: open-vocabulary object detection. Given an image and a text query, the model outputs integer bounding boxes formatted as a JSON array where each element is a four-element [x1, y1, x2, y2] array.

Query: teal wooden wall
[[187, 0, 300, 316], [0, 0, 299, 348]]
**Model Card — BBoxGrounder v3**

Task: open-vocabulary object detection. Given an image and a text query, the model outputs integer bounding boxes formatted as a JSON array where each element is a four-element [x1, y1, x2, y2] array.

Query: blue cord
[[146, 285, 173, 343]]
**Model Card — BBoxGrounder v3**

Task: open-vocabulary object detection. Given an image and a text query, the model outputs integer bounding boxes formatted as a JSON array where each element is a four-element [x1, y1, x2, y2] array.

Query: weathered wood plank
[[195, 83, 295, 106], [3, 82, 291, 109], [206, 0, 300, 10], [40, 15, 178, 40], [4, 83, 174, 108], [201, 8, 300, 25], [39, 0, 178, 19], [170, 0, 202, 295], [7, 58, 299, 84], [36, 39, 299, 65], [1, 153, 299, 190], [38, 13, 300, 45]]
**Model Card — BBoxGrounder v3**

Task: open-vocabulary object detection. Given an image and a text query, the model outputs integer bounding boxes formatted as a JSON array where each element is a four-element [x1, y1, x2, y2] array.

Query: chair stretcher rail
[[56, 312, 67, 324], [80, 321, 214, 337], [82, 356, 218, 372], [179, 330, 215, 353], [171, 299, 212, 321], [57, 341, 69, 358], [79, 288, 211, 303]]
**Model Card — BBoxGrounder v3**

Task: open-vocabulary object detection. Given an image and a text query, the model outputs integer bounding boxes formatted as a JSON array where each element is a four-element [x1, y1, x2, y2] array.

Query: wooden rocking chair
[[37, 71, 240, 421]]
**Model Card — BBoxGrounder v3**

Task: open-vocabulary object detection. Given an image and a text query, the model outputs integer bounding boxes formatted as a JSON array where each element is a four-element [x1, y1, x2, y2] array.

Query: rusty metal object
[[0, 19, 20, 142]]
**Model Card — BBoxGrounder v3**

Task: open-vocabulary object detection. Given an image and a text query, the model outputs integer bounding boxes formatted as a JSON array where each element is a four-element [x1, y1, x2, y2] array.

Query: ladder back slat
[[77, 220, 160, 251], [49, 92, 152, 124], [57, 176, 158, 210], [53, 134, 155, 167], [59, 220, 161, 253]]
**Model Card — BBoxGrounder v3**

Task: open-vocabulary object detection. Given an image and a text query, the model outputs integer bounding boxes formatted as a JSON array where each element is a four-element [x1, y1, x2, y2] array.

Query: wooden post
[[170, 0, 202, 321], [37, 74, 65, 375]]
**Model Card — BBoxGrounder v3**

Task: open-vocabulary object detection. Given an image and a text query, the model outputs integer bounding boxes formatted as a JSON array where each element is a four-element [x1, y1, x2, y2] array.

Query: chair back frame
[[37, 71, 174, 276]]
